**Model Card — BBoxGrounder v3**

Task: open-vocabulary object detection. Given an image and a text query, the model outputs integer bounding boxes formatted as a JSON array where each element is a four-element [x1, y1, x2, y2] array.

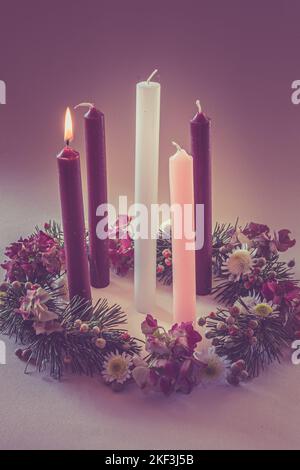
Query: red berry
[[15, 348, 23, 359], [198, 317, 206, 327], [121, 332, 131, 341], [230, 306, 240, 317], [236, 359, 246, 370], [229, 325, 239, 336], [22, 349, 32, 361], [209, 312, 217, 319]]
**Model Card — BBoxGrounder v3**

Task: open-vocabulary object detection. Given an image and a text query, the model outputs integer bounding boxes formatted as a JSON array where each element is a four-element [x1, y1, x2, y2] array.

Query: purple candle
[[75, 103, 109, 288], [190, 100, 212, 295], [57, 108, 91, 301]]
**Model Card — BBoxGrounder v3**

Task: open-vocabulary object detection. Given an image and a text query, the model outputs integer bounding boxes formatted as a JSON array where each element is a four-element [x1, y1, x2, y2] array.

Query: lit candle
[[134, 70, 161, 313], [57, 108, 91, 301], [169, 142, 196, 323], [190, 100, 212, 295], [75, 103, 109, 289]]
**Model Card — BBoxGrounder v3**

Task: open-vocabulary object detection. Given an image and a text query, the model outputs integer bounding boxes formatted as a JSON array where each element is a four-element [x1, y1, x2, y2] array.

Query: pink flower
[[141, 314, 158, 335], [262, 280, 300, 305], [1, 231, 64, 283], [242, 222, 270, 240], [169, 322, 202, 356], [274, 229, 296, 252], [145, 336, 169, 356]]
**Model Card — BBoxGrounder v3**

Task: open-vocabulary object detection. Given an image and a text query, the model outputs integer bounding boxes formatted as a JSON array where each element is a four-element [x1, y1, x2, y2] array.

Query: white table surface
[[0, 270, 299, 450]]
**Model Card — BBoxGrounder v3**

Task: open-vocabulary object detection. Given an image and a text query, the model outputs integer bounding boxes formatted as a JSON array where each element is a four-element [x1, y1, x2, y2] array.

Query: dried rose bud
[[80, 323, 89, 333], [15, 348, 23, 359], [229, 306, 240, 317], [257, 257, 266, 268], [92, 326, 101, 335], [229, 325, 239, 336], [209, 312, 217, 319], [95, 338, 106, 349], [250, 336, 258, 345], [235, 359, 246, 370], [157, 264, 165, 273], [121, 332, 131, 341], [246, 328, 255, 337], [288, 259, 295, 268], [198, 317, 206, 327], [268, 271, 276, 280], [12, 281, 21, 290], [226, 316, 235, 325], [22, 349, 32, 361], [249, 319, 258, 329], [74, 319, 82, 328], [162, 248, 172, 258]]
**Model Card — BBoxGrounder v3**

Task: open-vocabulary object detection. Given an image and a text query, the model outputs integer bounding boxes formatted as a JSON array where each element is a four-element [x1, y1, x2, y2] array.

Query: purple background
[[0, 0, 299, 261]]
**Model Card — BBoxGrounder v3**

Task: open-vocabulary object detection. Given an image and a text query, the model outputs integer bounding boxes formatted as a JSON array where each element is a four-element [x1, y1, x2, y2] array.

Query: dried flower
[[95, 338, 106, 349], [222, 246, 255, 278], [102, 351, 132, 384]]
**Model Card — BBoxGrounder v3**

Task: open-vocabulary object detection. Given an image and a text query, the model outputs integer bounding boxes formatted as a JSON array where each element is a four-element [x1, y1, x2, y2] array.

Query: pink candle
[[169, 142, 196, 323]]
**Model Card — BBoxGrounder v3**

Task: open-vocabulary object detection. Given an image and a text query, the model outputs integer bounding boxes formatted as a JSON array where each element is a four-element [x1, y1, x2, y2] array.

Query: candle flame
[[64, 107, 73, 144]]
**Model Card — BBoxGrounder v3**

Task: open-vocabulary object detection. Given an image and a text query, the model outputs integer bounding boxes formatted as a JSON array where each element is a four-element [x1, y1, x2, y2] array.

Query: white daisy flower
[[222, 244, 255, 279], [235, 294, 275, 317], [234, 293, 262, 314], [102, 351, 132, 384], [194, 348, 228, 385]]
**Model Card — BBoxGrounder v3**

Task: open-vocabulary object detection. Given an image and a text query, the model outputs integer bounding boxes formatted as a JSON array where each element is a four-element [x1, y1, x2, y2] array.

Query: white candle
[[134, 70, 161, 313], [169, 142, 196, 323]]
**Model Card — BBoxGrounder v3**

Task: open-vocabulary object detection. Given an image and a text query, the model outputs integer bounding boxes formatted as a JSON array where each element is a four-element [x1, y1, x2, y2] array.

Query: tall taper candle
[[169, 142, 196, 323], [134, 70, 161, 313], [190, 100, 212, 295], [75, 103, 109, 288], [57, 108, 91, 301]]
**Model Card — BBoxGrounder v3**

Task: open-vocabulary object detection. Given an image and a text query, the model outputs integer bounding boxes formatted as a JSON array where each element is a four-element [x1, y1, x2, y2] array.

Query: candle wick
[[66, 140, 70, 147], [172, 141, 182, 152], [196, 99, 202, 113], [74, 103, 94, 110], [146, 69, 158, 84]]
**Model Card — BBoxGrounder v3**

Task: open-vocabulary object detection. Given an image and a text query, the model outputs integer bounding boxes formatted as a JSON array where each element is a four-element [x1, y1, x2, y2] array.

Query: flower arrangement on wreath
[[0, 219, 299, 396]]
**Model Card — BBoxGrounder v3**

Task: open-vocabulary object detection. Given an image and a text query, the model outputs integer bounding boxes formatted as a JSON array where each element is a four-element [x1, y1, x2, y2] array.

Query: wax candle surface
[[190, 102, 212, 295], [134, 71, 160, 314], [83, 105, 109, 288], [169, 145, 196, 323], [57, 145, 91, 301]]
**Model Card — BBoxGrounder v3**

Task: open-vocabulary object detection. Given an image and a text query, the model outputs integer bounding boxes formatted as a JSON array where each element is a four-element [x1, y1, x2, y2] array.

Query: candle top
[[138, 69, 160, 88], [75, 103, 104, 120], [57, 146, 79, 160], [191, 99, 210, 124], [170, 141, 192, 161]]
